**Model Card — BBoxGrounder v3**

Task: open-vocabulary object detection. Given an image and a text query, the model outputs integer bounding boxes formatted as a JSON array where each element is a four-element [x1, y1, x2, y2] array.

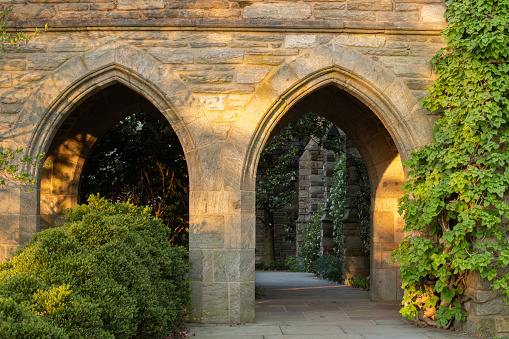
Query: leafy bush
[[0, 195, 190, 339], [312, 254, 343, 283], [347, 275, 370, 290]]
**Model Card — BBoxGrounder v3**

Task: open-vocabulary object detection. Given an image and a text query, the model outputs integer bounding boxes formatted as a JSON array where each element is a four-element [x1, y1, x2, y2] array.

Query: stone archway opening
[[40, 83, 188, 234], [256, 84, 406, 302]]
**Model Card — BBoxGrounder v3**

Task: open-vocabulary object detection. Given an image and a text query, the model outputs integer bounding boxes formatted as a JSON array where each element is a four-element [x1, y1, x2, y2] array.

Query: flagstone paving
[[187, 271, 474, 339]]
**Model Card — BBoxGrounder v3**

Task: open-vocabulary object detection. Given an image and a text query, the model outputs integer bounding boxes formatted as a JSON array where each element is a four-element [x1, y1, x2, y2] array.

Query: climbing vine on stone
[[330, 150, 347, 255], [391, 0, 509, 328]]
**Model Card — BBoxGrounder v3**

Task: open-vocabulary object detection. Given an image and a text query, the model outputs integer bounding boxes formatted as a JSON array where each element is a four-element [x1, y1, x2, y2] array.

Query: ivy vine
[[391, 0, 509, 328]]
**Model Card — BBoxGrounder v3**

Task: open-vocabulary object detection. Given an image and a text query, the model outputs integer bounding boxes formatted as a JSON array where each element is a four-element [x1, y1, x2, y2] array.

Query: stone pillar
[[340, 148, 369, 282], [296, 140, 325, 257], [370, 155, 405, 301], [187, 142, 255, 324]]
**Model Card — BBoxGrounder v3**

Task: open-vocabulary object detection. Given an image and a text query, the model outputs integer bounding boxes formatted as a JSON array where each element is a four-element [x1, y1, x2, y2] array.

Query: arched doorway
[[242, 60, 429, 302], [270, 84, 405, 300], [39, 84, 181, 228]]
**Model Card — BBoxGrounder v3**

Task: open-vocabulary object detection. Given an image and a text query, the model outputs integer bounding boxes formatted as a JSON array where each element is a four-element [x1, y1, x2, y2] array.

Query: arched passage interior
[[39, 83, 185, 229], [259, 84, 406, 301]]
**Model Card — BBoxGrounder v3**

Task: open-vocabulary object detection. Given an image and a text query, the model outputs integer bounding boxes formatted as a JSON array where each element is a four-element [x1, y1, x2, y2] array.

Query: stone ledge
[[7, 19, 446, 35]]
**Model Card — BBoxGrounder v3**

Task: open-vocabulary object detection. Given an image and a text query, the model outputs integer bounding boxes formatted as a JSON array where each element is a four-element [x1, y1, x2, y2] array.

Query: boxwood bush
[[0, 195, 190, 339]]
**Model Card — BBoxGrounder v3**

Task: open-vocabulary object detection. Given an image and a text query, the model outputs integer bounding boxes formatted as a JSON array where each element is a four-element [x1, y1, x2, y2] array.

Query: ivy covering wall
[[391, 0, 509, 328]]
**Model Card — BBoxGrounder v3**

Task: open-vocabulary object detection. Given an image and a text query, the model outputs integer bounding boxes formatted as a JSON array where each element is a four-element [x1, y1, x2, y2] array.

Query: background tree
[[256, 112, 336, 264], [392, 0, 509, 328], [80, 112, 189, 246]]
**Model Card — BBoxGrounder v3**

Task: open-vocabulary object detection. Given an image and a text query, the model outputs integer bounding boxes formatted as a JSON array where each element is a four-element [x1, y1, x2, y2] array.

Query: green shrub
[[347, 275, 370, 290], [312, 254, 343, 283], [0, 195, 190, 339]]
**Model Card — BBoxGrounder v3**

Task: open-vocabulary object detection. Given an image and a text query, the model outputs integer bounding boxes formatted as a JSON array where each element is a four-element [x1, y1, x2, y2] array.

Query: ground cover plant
[[0, 196, 190, 338], [391, 0, 509, 329]]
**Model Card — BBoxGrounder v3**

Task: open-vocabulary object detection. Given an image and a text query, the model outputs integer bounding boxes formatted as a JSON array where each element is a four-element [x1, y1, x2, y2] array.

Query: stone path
[[188, 271, 474, 339]]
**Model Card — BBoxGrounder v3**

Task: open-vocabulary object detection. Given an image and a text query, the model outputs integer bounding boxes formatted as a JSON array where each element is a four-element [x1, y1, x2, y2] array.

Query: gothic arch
[[240, 43, 433, 300], [15, 44, 209, 230]]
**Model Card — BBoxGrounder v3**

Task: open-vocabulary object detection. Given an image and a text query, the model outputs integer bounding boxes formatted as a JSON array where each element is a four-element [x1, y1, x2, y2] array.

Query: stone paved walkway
[[187, 271, 474, 339]]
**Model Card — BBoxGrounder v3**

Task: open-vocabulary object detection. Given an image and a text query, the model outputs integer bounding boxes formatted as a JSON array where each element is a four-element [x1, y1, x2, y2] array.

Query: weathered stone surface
[[28, 54, 72, 71], [285, 34, 318, 49], [378, 12, 419, 21], [315, 10, 376, 21], [149, 48, 194, 63], [421, 4, 446, 22], [198, 95, 226, 110], [379, 56, 432, 78], [243, 3, 311, 19], [196, 49, 244, 64], [187, 71, 233, 84], [335, 34, 385, 48], [189, 214, 225, 249], [236, 66, 270, 84], [348, 0, 392, 11], [117, 0, 164, 10]]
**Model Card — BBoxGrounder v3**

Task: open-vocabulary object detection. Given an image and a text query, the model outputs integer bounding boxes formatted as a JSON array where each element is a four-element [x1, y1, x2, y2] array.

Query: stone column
[[187, 142, 255, 324], [341, 149, 370, 282]]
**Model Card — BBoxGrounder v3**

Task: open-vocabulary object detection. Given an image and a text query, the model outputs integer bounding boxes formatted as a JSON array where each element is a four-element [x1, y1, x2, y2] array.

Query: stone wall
[[0, 0, 448, 325], [6, 0, 447, 23]]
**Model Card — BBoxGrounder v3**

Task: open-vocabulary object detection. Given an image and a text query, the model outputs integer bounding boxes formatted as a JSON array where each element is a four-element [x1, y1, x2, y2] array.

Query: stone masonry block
[[196, 49, 244, 64], [117, 0, 164, 10], [167, 83, 205, 125], [148, 48, 194, 64], [348, 0, 392, 11], [198, 95, 226, 111], [236, 66, 270, 84], [243, 3, 311, 20], [28, 54, 73, 71], [50, 56, 89, 93], [189, 249, 214, 282], [116, 45, 157, 79], [240, 83, 279, 124], [289, 43, 333, 80], [421, 5, 446, 23], [332, 44, 362, 72], [202, 282, 229, 323], [372, 211, 395, 243], [225, 214, 242, 249], [83, 44, 116, 71], [223, 142, 245, 191], [352, 55, 395, 94], [335, 34, 385, 48], [383, 80, 419, 122], [241, 213, 256, 249], [24, 80, 61, 117], [371, 268, 399, 301], [379, 56, 432, 78], [189, 214, 225, 249], [188, 281, 203, 322], [315, 10, 376, 21], [192, 143, 223, 191], [230, 282, 255, 323], [285, 35, 317, 49], [269, 64, 299, 96], [214, 250, 254, 282]]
